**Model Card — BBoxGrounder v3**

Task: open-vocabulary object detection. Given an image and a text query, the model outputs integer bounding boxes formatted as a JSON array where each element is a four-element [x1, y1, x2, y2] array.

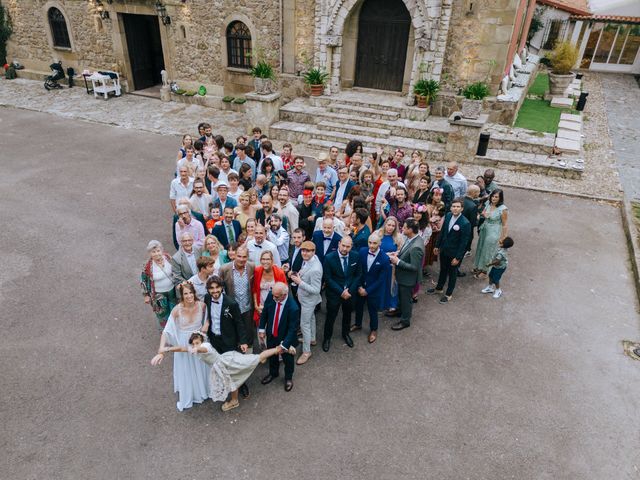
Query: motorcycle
[[44, 61, 65, 90]]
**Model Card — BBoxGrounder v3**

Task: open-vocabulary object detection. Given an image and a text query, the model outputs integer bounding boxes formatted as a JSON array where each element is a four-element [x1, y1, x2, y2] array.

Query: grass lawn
[[528, 73, 549, 97]]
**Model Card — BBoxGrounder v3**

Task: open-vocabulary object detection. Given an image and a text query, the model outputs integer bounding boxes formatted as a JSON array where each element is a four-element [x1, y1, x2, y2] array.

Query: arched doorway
[[354, 0, 411, 91]]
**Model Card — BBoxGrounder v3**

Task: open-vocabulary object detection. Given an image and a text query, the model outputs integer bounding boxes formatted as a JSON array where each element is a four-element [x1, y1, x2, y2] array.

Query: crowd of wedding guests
[[141, 123, 514, 412]]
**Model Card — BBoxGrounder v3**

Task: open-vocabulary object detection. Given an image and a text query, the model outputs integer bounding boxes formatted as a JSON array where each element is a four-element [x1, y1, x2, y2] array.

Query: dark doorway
[[122, 14, 165, 91], [354, 0, 411, 91]]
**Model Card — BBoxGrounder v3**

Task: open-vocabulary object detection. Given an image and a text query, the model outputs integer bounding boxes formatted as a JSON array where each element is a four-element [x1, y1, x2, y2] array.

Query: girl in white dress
[[153, 331, 294, 412], [151, 282, 211, 412]]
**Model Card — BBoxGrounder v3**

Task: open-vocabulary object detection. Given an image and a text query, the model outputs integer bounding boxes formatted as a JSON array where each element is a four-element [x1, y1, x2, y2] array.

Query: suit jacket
[[323, 250, 361, 300], [211, 196, 238, 212], [288, 245, 304, 273], [212, 220, 242, 248], [296, 255, 323, 307], [218, 262, 255, 308], [172, 211, 206, 250], [436, 213, 471, 261], [203, 294, 247, 350], [358, 247, 390, 298], [351, 225, 371, 251], [256, 208, 290, 231], [259, 293, 299, 349], [330, 179, 356, 204], [248, 139, 262, 163], [394, 235, 425, 287], [462, 197, 479, 228], [170, 247, 202, 285], [312, 230, 342, 265], [431, 179, 455, 210]]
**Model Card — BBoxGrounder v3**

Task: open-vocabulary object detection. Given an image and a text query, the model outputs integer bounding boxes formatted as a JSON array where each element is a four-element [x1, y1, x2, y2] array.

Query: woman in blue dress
[[473, 189, 509, 278], [375, 216, 405, 316]]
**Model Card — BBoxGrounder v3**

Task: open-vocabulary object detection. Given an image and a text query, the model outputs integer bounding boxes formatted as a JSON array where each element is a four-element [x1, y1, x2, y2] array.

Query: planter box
[[461, 98, 483, 119]]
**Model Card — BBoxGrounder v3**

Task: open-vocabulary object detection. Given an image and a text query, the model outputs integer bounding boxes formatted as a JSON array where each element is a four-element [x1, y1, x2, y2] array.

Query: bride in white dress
[[151, 282, 211, 412]]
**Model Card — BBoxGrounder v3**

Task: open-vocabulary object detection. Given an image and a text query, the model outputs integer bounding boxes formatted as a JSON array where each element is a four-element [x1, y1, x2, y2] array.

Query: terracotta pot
[[416, 95, 428, 108], [548, 72, 574, 96], [310, 84, 324, 96], [461, 98, 482, 119]]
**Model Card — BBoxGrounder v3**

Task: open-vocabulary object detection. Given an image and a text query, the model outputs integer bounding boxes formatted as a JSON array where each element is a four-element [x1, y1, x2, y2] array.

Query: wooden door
[[354, 0, 411, 91], [123, 14, 165, 90]]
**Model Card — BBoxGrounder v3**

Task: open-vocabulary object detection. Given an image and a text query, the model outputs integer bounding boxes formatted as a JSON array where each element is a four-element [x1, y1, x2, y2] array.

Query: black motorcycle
[[44, 61, 65, 90]]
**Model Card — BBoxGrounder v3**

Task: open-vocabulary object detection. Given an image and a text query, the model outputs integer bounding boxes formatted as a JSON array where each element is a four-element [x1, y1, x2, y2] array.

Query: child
[[481, 236, 514, 299], [312, 182, 328, 218], [206, 205, 221, 234]]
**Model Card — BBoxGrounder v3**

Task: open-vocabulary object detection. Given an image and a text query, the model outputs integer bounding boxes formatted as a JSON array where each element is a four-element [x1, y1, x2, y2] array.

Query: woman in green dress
[[473, 189, 508, 278]]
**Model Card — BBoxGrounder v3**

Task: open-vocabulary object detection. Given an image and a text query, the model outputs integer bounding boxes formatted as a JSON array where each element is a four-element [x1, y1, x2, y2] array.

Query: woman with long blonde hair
[[375, 216, 404, 316]]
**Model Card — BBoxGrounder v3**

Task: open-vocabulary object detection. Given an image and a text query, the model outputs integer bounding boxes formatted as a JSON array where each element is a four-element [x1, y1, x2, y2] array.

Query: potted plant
[[250, 59, 276, 95], [547, 41, 579, 95], [461, 81, 490, 119], [303, 67, 329, 96], [413, 79, 440, 108]]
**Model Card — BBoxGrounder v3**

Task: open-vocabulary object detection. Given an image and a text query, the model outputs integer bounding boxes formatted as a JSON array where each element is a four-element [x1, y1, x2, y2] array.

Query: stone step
[[315, 95, 407, 113], [554, 137, 581, 153], [305, 139, 445, 163], [327, 103, 400, 120], [550, 97, 574, 108], [475, 149, 582, 179], [557, 120, 581, 132], [279, 102, 449, 142], [270, 121, 445, 154], [317, 120, 392, 138], [485, 127, 555, 156], [560, 112, 582, 123]]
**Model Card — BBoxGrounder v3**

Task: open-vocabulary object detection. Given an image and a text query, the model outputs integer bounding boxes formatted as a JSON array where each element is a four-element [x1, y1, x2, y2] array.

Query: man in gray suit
[[388, 218, 425, 331], [289, 241, 323, 365], [171, 232, 202, 288]]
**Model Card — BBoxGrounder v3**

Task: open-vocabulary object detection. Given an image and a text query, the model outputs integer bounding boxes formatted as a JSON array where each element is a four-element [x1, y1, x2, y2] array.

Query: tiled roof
[[538, 0, 591, 16], [570, 14, 640, 23]]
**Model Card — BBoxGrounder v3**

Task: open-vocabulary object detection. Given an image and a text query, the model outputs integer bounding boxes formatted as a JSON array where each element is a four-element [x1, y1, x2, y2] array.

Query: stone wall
[[443, 0, 522, 93], [431, 92, 519, 124]]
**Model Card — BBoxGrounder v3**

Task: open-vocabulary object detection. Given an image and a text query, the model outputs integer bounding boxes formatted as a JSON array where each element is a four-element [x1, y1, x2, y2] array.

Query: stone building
[[6, 0, 536, 103]]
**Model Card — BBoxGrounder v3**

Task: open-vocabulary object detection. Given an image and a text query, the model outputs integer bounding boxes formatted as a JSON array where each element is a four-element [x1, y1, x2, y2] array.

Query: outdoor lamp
[[155, 1, 171, 25]]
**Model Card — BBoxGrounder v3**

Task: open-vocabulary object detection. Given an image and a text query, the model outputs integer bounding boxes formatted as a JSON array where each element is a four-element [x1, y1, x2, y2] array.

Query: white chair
[[89, 71, 122, 100]]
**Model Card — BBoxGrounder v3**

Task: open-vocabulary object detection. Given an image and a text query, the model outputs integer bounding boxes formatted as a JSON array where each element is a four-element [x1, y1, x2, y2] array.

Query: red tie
[[273, 301, 282, 337]]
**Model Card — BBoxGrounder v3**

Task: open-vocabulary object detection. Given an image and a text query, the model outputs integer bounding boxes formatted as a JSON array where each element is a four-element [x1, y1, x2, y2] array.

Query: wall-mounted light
[[155, 1, 171, 25], [94, 0, 110, 20]]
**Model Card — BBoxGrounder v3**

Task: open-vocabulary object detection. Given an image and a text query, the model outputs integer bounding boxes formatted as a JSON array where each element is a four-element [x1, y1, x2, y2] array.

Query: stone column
[[444, 112, 488, 163]]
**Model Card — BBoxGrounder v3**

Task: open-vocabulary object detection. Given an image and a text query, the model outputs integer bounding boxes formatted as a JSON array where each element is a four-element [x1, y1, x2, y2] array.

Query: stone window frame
[[43, 1, 76, 52], [221, 14, 258, 73]]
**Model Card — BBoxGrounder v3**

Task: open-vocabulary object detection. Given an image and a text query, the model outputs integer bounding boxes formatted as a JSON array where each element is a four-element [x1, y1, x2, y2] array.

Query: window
[[48, 7, 71, 49], [226, 21, 252, 69], [542, 20, 567, 50]]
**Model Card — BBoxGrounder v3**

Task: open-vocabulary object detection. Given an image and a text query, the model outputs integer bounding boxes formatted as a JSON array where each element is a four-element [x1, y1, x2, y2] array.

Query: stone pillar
[[444, 112, 488, 163], [245, 91, 282, 134], [160, 86, 171, 102]]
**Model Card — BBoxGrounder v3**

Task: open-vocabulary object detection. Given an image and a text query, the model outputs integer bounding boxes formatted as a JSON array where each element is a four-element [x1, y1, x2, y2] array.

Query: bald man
[[258, 282, 300, 391]]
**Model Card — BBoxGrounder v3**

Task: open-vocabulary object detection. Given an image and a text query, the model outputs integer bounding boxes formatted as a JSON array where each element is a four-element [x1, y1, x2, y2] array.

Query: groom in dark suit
[[258, 282, 300, 392], [202, 275, 250, 397], [428, 198, 471, 304]]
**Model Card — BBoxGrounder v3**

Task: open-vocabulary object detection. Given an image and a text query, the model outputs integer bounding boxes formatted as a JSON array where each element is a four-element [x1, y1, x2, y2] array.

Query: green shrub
[[462, 81, 490, 100], [548, 41, 579, 75], [233, 98, 246, 104], [222, 96, 235, 102], [250, 60, 275, 80], [174, 88, 186, 95], [413, 79, 440, 101], [303, 67, 329, 86]]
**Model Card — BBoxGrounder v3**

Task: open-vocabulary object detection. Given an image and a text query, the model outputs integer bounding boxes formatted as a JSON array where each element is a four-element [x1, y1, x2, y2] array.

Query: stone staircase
[[271, 91, 451, 163]]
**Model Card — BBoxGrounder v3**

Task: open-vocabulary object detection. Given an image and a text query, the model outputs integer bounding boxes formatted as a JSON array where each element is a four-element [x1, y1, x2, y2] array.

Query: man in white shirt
[[171, 232, 202, 286], [188, 256, 215, 300], [189, 178, 212, 219], [218, 156, 238, 184], [375, 168, 405, 216], [332, 166, 352, 208], [276, 187, 300, 235], [176, 146, 203, 177], [445, 161, 468, 198], [247, 224, 282, 266], [175, 204, 205, 248], [313, 203, 346, 236], [170, 165, 194, 212], [258, 140, 284, 172], [266, 214, 290, 264]]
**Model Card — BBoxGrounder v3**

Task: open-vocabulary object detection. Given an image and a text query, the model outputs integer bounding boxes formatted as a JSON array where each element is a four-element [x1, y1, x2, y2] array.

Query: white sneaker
[[492, 289, 503, 299], [481, 285, 495, 294]]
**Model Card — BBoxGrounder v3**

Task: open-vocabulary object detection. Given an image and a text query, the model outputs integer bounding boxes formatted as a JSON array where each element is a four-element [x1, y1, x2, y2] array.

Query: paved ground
[[1, 107, 640, 479], [601, 73, 640, 202]]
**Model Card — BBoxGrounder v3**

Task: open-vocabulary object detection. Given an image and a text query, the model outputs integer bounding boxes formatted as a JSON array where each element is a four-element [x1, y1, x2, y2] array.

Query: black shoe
[[315, 304, 321, 313], [384, 309, 400, 318], [426, 288, 443, 295], [343, 334, 354, 348], [439, 295, 451, 304], [284, 380, 293, 392], [261, 374, 277, 385], [239, 383, 249, 399], [411, 297, 418, 303], [391, 321, 410, 331], [457, 271, 466, 278], [322, 339, 331, 352]]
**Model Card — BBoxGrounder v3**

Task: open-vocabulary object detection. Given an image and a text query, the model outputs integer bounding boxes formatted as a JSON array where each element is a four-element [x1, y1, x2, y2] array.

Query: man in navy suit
[[258, 282, 299, 392], [353, 233, 390, 344], [212, 207, 242, 249], [322, 236, 361, 351], [427, 198, 471, 304], [312, 217, 342, 265], [330, 166, 355, 208]]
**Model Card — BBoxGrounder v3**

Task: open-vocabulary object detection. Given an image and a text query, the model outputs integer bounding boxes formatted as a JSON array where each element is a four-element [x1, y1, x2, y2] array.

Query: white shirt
[[258, 154, 284, 172], [218, 168, 238, 184], [323, 235, 334, 254], [170, 177, 194, 200], [247, 239, 282, 266], [209, 293, 224, 335], [448, 213, 461, 232], [445, 172, 468, 198], [334, 180, 349, 208], [176, 157, 204, 176], [375, 180, 406, 214], [188, 273, 208, 300], [228, 188, 242, 202], [267, 227, 290, 261], [367, 249, 379, 271], [314, 217, 346, 237], [277, 201, 300, 233], [190, 194, 212, 218], [152, 261, 174, 293], [184, 250, 197, 276]]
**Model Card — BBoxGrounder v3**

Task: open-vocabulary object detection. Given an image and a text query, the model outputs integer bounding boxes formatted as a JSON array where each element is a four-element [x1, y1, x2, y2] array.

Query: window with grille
[[48, 7, 71, 49], [542, 20, 568, 50], [226, 21, 252, 69]]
